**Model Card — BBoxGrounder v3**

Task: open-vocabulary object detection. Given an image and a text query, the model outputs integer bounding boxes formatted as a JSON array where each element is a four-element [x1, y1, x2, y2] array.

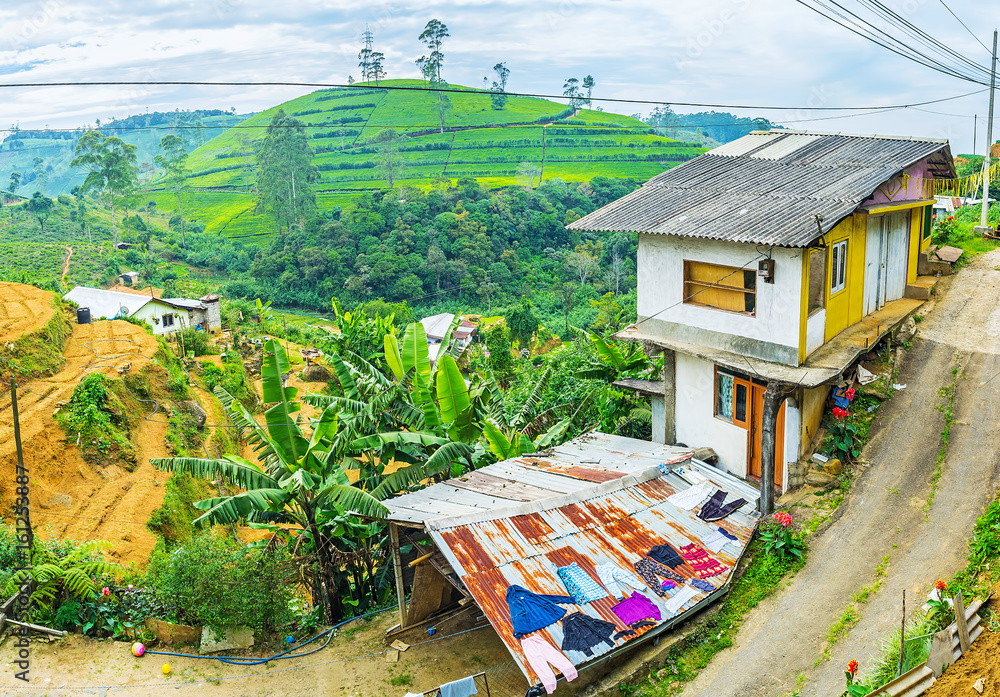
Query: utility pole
[[980, 30, 998, 231]]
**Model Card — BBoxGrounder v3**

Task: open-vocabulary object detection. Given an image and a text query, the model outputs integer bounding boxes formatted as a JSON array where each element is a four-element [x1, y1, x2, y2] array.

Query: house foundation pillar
[[654, 349, 676, 445]]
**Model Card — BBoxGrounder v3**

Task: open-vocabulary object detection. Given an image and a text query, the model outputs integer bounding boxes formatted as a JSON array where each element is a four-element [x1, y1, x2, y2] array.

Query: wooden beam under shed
[[389, 522, 407, 628]]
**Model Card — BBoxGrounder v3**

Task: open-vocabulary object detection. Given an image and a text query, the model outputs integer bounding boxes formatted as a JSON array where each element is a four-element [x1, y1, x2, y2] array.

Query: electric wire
[[936, 0, 992, 53], [0, 79, 989, 111]]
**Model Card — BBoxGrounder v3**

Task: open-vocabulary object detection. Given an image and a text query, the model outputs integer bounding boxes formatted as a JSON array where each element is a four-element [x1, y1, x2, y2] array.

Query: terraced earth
[[150, 79, 704, 236]]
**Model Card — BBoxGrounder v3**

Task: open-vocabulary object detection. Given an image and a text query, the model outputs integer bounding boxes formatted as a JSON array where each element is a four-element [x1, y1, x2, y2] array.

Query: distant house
[[118, 271, 140, 286], [420, 313, 476, 363], [570, 130, 955, 500], [64, 287, 222, 335]]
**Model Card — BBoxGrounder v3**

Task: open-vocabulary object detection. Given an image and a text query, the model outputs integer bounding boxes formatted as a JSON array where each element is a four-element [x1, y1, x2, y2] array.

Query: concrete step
[[904, 274, 939, 300]]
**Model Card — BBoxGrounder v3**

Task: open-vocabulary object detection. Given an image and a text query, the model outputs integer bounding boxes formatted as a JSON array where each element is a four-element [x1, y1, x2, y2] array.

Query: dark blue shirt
[[505, 584, 575, 638]]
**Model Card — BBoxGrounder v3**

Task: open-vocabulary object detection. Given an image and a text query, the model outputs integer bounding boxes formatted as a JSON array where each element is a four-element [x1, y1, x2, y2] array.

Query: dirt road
[[684, 250, 1000, 696]]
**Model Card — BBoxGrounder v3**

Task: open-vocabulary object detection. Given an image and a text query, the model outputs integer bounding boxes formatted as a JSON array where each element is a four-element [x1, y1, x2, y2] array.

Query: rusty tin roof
[[386, 433, 761, 690]]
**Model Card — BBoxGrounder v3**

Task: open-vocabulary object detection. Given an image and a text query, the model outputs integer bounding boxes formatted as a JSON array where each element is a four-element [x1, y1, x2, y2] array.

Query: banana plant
[[574, 329, 655, 381], [152, 339, 418, 623]]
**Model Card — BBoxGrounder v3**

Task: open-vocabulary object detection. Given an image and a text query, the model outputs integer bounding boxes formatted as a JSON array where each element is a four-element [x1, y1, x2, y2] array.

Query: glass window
[[808, 248, 826, 314], [830, 240, 848, 295], [734, 382, 748, 424], [716, 372, 734, 422]]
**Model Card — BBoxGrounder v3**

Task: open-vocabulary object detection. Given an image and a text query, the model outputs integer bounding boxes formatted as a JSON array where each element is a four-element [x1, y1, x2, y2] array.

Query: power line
[[937, 0, 991, 54], [0, 79, 989, 111]]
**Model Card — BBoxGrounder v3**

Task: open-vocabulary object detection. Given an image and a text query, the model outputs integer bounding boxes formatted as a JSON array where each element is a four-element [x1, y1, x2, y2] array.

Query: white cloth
[[700, 530, 730, 554], [666, 481, 713, 510], [594, 562, 647, 600], [439, 676, 478, 697], [663, 584, 700, 615]]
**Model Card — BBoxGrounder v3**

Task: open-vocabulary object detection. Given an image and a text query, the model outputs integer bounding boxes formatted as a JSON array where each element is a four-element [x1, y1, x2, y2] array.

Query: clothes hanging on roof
[[647, 543, 684, 568], [660, 579, 677, 591], [611, 592, 662, 625], [634, 558, 685, 596], [688, 578, 717, 593], [439, 675, 478, 697], [700, 529, 731, 554], [678, 544, 728, 579], [520, 634, 578, 695], [666, 481, 714, 510], [559, 612, 617, 657], [663, 584, 700, 615], [594, 562, 647, 600], [505, 585, 575, 639], [697, 489, 748, 522], [555, 563, 608, 605]]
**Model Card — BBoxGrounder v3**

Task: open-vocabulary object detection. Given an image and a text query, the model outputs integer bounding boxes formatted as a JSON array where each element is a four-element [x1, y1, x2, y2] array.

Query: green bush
[[146, 534, 294, 634], [56, 373, 137, 469], [177, 328, 216, 357]]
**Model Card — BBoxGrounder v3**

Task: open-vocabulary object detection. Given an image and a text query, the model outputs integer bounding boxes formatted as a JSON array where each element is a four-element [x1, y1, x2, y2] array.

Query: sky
[[0, 0, 998, 154]]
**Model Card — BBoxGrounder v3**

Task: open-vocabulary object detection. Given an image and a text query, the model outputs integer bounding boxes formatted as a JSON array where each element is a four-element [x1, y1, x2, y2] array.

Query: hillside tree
[[566, 241, 601, 285], [582, 75, 595, 107], [8, 171, 20, 194], [255, 109, 318, 233], [154, 135, 191, 248], [374, 127, 406, 188], [70, 131, 139, 246], [25, 191, 54, 230], [517, 161, 541, 189], [506, 297, 540, 349], [32, 157, 48, 190], [490, 62, 510, 110], [563, 78, 582, 110], [417, 19, 449, 82]]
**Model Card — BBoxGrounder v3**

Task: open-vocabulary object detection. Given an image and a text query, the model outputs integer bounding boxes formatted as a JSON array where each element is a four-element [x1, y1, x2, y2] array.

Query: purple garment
[[611, 592, 661, 625]]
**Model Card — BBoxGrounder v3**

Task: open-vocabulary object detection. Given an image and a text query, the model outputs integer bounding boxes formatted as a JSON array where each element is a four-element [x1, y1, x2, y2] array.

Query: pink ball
[[132, 642, 145, 657]]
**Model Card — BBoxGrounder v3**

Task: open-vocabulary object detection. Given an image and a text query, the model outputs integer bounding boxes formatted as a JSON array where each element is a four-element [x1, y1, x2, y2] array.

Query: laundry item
[[555, 563, 608, 604], [688, 578, 716, 593], [666, 481, 714, 510], [697, 489, 748, 522], [439, 675, 479, 697], [611, 592, 662, 625], [646, 543, 684, 568], [506, 585, 575, 639], [594, 562, 647, 600], [634, 557, 685, 596], [678, 544, 728, 579], [663, 584, 699, 614], [559, 612, 617, 657], [520, 635, 578, 694]]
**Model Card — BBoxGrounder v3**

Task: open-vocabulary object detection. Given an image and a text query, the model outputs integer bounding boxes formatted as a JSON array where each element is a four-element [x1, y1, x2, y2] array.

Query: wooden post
[[897, 590, 906, 678], [389, 522, 408, 628], [954, 592, 971, 654], [758, 382, 787, 515]]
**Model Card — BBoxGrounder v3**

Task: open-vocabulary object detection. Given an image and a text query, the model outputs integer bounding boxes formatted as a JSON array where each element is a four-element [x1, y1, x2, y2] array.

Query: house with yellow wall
[[568, 130, 955, 494]]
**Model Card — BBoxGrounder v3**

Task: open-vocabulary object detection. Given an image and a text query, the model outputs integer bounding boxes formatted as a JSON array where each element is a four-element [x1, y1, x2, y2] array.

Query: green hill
[[153, 80, 705, 236], [0, 110, 252, 198]]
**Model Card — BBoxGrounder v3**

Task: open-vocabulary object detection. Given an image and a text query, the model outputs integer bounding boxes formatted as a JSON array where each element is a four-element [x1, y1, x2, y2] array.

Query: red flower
[[947, 216, 954, 221], [101, 587, 111, 597], [848, 659, 859, 676], [845, 388, 855, 401], [771, 511, 793, 528], [935, 579, 947, 592], [832, 407, 849, 419], [932, 214, 938, 219]]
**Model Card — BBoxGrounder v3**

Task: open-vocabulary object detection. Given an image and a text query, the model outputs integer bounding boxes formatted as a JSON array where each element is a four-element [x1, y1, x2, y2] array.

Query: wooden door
[[864, 214, 886, 315], [885, 211, 910, 302], [748, 384, 786, 488]]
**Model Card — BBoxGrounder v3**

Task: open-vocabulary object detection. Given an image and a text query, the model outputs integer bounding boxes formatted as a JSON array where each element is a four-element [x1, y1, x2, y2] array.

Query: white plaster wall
[[806, 310, 826, 355], [674, 353, 748, 477], [637, 234, 803, 353], [132, 302, 186, 336], [675, 352, 801, 486]]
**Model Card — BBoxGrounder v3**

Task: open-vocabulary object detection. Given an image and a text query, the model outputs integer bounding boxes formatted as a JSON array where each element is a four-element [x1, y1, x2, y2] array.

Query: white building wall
[[637, 235, 804, 363], [131, 302, 187, 336], [675, 352, 801, 488], [675, 353, 748, 477]]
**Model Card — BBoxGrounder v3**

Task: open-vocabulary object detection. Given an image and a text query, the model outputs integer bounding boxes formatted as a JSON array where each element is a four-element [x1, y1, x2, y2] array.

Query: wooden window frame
[[162, 313, 175, 327], [714, 366, 751, 429], [830, 240, 848, 296], [683, 260, 757, 316]]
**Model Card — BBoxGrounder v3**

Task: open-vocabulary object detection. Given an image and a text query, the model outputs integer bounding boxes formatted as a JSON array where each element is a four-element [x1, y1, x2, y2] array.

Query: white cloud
[[0, 0, 996, 153]]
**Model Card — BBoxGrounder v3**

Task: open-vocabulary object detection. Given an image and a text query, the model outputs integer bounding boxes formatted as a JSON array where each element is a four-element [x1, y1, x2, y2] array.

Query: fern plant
[[3, 539, 118, 610]]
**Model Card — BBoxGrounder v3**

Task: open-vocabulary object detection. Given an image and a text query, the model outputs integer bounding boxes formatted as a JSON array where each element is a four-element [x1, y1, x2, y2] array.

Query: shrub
[[146, 534, 294, 634], [177, 328, 216, 357], [56, 373, 137, 469], [758, 511, 807, 562]]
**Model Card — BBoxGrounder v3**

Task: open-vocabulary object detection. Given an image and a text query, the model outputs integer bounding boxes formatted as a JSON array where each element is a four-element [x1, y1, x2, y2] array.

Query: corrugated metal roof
[[568, 130, 954, 247], [386, 433, 760, 690], [64, 286, 154, 319]]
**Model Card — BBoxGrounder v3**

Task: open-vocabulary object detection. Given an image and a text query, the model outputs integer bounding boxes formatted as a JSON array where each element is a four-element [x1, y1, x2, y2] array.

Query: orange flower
[[935, 579, 947, 592], [847, 659, 858, 676]]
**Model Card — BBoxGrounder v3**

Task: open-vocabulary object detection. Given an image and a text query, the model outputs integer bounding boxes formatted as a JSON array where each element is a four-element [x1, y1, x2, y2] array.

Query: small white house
[[570, 130, 955, 493], [419, 313, 476, 364], [64, 287, 222, 335]]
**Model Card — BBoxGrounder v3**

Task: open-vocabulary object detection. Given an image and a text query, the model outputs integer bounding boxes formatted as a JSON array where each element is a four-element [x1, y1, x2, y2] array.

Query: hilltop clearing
[[149, 80, 705, 236]]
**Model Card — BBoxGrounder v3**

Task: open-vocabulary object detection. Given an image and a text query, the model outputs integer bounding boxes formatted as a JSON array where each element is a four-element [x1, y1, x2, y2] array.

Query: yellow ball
[[162, 663, 171, 675]]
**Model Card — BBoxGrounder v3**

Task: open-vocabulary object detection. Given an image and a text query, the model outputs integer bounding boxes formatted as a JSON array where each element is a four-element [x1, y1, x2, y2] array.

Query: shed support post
[[654, 349, 676, 445], [389, 522, 407, 627], [759, 381, 792, 515]]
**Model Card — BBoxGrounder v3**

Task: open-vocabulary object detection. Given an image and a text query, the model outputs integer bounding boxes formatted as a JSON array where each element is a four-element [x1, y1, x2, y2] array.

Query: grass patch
[[389, 673, 413, 687], [0, 298, 73, 380], [55, 372, 141, 470], [625, 542, 806, 696], [924, 363, 959, 518], [817, 554, 890, 663]]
